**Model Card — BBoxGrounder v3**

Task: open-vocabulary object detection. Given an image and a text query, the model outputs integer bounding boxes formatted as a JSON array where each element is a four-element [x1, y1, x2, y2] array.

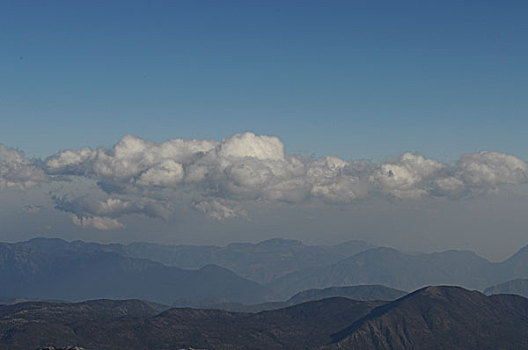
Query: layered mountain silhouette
[[0, 238, 273, 305], [1, 286, 527, 349], [485, 278, 528, 298], [111, 238, 374, 283], [2, 237, 528, 307], [214, 285, 406, 313], [268, 245, 528, 298], [287, 284, 406, 304]]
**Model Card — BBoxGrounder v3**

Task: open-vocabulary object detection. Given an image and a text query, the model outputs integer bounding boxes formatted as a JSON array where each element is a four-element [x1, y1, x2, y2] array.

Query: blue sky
[[1, 1, 528, 258], [1, 0, 527, 161]]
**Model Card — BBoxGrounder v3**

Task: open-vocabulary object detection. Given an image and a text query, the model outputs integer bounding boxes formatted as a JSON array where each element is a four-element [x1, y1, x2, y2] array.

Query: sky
[[1, 1, 528, 260]]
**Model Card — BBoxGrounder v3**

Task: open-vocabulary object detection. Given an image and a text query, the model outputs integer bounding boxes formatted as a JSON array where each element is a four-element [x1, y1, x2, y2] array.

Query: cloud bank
[[2, 133, 528, 229]]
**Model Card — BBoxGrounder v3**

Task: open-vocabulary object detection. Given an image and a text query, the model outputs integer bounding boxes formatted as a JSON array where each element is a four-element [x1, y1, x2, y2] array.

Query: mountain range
[[268, 245, 528, 298], [108, 238, 528, 296], [0, 238, 272, 305], [1, 286, 527, 349], [109, 237, 374, 283], [2, 237, 528, 305]]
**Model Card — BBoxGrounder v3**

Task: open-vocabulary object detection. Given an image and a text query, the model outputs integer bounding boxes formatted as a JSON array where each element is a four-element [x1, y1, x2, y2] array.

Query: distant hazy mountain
[[327, 286, 528, 349], [484, 279, 528, 298], [487, 244, 528, 283], [288, 284, 406, 304], [218, 284, 406, 313], [0, 239, 273, 305], [268, 247, 493, 297], [116, 238, 374, 283], [1, 287, 527, 349], [4, 237, 528, 305]]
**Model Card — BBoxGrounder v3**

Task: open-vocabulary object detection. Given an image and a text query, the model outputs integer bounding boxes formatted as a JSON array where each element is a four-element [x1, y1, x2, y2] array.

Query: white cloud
[[45, 147, 95, 175], [4, 133, 528, 226], [0, 145, 48, 189], [218, 132, 285, 160], [136, 160, 184, 187], [370, 153, 446, 199], [457, 151, 528, 188], [307, 157, 369, 203], [432, 176, 467, 198]]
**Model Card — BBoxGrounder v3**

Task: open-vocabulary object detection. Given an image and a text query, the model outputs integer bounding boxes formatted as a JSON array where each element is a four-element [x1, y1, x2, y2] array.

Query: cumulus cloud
[[3, 133, 528, 229], [370, 153, 446, 199], [0, 145, 48, 189], [307, 157, 370, 203], [218, 133, 285, 160], [457, 151, 528, 188]]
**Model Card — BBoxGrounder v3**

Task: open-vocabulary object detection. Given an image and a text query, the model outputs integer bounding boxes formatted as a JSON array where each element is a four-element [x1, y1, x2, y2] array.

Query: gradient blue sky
[[1, 0, 527, 161], [1, 1, 528, 259]]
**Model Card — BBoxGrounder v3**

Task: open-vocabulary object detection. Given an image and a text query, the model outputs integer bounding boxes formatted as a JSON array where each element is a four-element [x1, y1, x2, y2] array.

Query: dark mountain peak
[[415, 285, 467, 299], [402, 285, 484, 304], [330, 286, 528, 349]]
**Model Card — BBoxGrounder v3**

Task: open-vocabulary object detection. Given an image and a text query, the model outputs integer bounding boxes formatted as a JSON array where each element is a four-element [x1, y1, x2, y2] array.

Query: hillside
[[0, 297, 383, 350], [1, 287, 528, 349], [327, 286, 528, 349]]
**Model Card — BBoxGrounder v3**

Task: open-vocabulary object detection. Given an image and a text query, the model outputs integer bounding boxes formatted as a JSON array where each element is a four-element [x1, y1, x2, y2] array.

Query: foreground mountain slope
[[1, 287, 528, 349], [0, 298, 383, 350], [484, 278, 528, 298], [327, 286, 528, 350], [0, 240, 272, 305]]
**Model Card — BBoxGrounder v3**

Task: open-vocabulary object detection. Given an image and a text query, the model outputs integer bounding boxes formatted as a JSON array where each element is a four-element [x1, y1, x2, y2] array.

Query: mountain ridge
[[1, 286, 528, 349]]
